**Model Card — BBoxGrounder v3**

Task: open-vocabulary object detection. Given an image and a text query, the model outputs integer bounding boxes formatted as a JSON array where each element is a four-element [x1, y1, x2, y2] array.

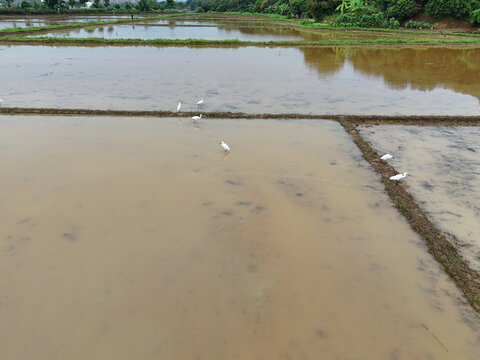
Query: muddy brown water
[[1, 45, 479, 115], [359, 125, 480, 273], [29, 22, 407, 41], [0, 115, 479, 359]]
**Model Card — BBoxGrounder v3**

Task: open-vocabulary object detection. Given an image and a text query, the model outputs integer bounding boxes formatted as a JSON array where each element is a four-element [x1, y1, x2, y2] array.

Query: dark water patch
[[251, 205, 265, 213], [62, 232, 77, 242], [235, 201, 251, 206], [225, 179, 240, 186], [315, 329, 328, 339]]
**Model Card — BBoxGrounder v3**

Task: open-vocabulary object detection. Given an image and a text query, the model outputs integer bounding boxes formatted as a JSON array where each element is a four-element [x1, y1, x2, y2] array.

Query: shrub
[[388, 17, 399, 28], [471, 8, 480, 26], [333, 11, 389, 27], [385, 0, 416, 20], [289, 0, 309, 17], [307, 0, 338, 21], [424, 0, 476, 19], [299, 18, 315, 25], [404, 20, 437, 29]]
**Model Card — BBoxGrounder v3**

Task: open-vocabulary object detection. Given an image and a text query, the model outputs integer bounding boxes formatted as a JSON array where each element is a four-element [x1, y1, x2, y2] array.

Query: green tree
[[92, 0, 100, 7], [384, 0, 416, 20], [20, 0, 30, 8], [79, 0, 87, 7], [103, 0, 110, 7], [289, 0, 309, 16], [336, 0, 364, 13], [166, 0, 174, 8], [424, 0, 477, 19], [5, 0, 14, 6], [308, 0, 340, 21], [68, 0, 76, 7], [45, 0, 59, 8], [136, 0, 150, 10]]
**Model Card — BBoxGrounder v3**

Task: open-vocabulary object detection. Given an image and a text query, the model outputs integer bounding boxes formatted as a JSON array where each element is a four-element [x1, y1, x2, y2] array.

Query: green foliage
[[424, 0, 477, 19], [185, 0, 198, 10], [92, 0, 100, 8], [299, 17, 314, 24], [20, 0, 30, 8], [308, 0, 339, 21], [404, 20, 437, 29], [471, 8, 480, 25], [289, 0, 308, 16], [136, 0, 149, 10], [103, 0, 110, 8], [333, 11, 389, 27], [388, 16, 399, 28], [336, 0, 364, 13], [385, 0, 416, 20], [68, 0, 75, 7], [44, 0, 58, 8]]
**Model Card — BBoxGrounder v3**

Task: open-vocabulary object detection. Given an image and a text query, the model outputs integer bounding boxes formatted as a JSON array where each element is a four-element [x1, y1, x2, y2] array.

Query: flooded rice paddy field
[[29, 22, 409, 41], [1, 45, 480, 115], [0, 15, 134, 30], [359, 125, 480, 273], [1, 115, 479, 360]]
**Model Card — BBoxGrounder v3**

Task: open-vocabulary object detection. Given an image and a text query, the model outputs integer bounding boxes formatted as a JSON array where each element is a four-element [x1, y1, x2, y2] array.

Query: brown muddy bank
[[2, 107, 480, 126], [2, 37, 480, 47], [340, 120, 480, 313]]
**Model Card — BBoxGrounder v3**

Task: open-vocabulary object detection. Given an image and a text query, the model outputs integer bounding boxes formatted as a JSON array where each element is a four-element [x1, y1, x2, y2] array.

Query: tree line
[[192, 0, 480, 25]]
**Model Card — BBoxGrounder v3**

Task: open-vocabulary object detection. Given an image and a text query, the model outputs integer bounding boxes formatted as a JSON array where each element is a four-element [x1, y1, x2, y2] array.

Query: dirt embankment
[[1, 108, 480, 126]]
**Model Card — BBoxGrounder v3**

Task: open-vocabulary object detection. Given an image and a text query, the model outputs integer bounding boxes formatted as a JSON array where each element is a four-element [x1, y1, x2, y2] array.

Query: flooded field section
[[30, 21, 406, 41], [0, 15, 134, 30], [1, 45, 480, 115], [360, 125, 480, 273], [1, 115, 480, 360]]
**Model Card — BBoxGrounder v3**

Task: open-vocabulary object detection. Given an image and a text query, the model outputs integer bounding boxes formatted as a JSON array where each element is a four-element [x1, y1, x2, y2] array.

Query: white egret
[[380, 153, 393, 161], [177, 101, 181, 112], [192, 114, 202, 123], [197, 97, 204, 106], [389, 172, 408, 181], [220, 141, 230, 152]]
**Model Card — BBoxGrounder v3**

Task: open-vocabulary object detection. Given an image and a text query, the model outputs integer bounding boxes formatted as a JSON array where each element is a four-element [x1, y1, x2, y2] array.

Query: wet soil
[[3, 107, 480, 312], [340, 120, 480, 313]]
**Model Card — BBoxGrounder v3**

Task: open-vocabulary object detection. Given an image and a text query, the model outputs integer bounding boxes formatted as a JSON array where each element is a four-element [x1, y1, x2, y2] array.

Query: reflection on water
[[30, 22, 404, 42], [0, 45, 479, 115], [301, 46, 480, 102], [0, 115, 479, 359], [359, 125, 480, 273], [0, 15, 134, 30]]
